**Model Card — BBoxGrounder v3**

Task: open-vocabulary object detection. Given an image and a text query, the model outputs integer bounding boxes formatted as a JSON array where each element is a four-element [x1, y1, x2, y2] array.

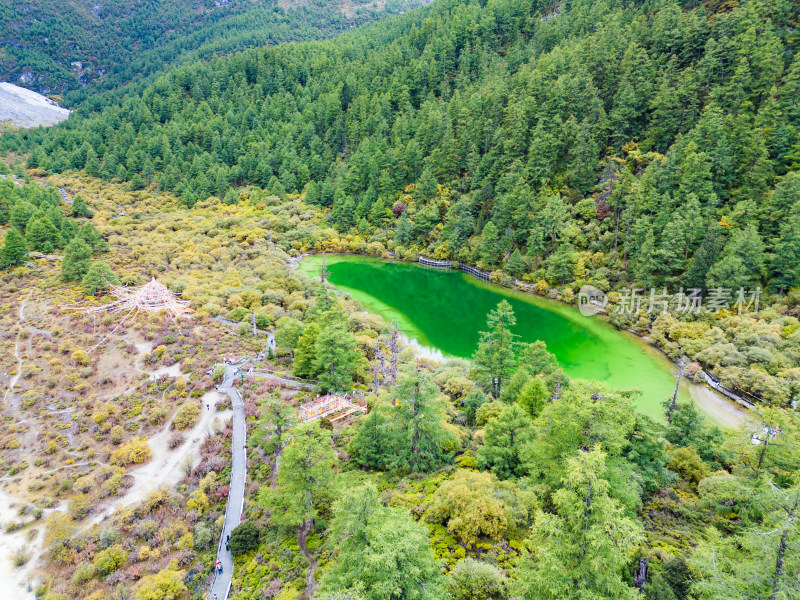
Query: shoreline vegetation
[[297, 251, 749, 426]]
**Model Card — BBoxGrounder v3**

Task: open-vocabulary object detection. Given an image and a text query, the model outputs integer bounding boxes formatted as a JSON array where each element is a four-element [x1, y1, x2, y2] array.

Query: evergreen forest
[[1, 0, 800, 599]]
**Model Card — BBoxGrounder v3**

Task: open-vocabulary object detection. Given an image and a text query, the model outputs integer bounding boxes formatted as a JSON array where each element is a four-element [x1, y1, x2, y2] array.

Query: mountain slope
[[0, 0, 423, 103], [6, 0, 800, 298]]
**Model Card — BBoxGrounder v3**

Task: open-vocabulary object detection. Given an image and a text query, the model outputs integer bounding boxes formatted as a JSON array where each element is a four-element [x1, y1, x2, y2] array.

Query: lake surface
[[300, 255, 711, 421]]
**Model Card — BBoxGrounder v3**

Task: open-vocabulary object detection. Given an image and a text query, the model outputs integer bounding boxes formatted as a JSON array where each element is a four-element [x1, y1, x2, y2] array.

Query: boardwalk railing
[[418, 257, 455, 268], [459, 264, 491, 281], [700, 370, 756, 409], [419, 257, 541, 289]]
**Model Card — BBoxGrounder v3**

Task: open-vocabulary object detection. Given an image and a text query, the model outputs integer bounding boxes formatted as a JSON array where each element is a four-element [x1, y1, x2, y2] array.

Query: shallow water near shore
[[300, 254, 713, 421]]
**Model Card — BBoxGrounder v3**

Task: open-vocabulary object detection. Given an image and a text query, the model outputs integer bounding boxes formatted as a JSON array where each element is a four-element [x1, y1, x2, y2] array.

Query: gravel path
[[209, 365, 246, 600]]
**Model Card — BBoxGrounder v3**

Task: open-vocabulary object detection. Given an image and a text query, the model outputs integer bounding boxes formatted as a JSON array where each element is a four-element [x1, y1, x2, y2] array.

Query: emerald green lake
[[300, 255, 689, 420]]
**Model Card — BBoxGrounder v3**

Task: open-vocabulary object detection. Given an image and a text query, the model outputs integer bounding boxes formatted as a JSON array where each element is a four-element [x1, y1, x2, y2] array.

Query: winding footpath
[[3, 299, 26, 405], [209, 365, 247, 600]]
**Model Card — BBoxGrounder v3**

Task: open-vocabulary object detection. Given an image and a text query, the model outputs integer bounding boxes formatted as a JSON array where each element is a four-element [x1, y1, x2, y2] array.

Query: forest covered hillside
[[3, 0, 800, 599], [0, 0, 423, 104], [7, 0, 800, 400], [8, 0, 800, 293]]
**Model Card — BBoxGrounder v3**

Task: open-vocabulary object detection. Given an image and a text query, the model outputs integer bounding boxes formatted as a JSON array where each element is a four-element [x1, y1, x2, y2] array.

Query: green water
[[300, 254, 687, 419]]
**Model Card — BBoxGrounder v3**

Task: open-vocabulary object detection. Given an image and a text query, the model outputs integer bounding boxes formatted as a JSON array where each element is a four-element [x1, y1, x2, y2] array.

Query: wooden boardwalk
[[418, 257, 455, 268], [700, 370, 755, 409], [459, 264, 491, 281]]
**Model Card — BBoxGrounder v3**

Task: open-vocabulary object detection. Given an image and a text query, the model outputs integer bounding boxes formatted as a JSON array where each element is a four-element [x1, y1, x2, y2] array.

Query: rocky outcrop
[[0, 82, 70, 128]]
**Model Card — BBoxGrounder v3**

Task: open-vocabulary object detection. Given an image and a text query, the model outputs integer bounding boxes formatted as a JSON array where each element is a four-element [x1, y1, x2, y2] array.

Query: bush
[[93, 545, 128, 576], [229, 521, 260, 556], [109, 425, 124, 444], [68, 493, 92, 520], [227, 307, 249, 321], [193, 522, 213, 549], [134, 569, 188, 600], [475, 401, 505, 426], [211, 365, 226, 383], [173, 402, 200, 430], [11, 547, 31, 567], [110, 437, 152, 465], [448, 559, 508, 600], [97, 528, 121, 549]]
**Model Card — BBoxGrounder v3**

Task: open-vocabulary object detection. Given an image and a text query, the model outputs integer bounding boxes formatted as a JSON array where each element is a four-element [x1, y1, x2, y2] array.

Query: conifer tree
[[506, 248, 526, 277], [293, 322, 320, 379], [516, 377, 549, 419], [259, 421, 336, 530], [81, 262, 118, 295], [386, 366, 455, 473], [769, 215, 800, 293], [515, 448, 644, 600], [477, 221, 500, 267], [692, 479, 800, 600], [0, 229, 28, 268], [395, 211, 412, 246], [25, 217, 60, 252], [473, 300, 517, 398], [313, 321, 362, 393], [477, 404, 534, 480], [61, 236, 92, 282], [320, 484, 446, 600]]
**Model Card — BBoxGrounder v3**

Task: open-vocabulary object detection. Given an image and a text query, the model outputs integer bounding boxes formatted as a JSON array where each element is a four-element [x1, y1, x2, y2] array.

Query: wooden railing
[[418, 257, 455, 268], [458, 264, 491, 281]]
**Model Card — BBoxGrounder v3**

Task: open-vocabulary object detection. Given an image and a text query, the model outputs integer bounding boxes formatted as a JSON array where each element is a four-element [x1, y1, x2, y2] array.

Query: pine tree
[[313, 321, 362, 393], [293, 322, 319, 378], [61, 236, 92, 282], [770, 215, 800, 292], [506, 248, 526, 277], [84, 147, 100, 178], [395, 211, 413, 246], [76, 222, 107, 252], [517, 377, 549, 419], [347, 410, 389, 469], [545, 245, 577, 285], [320, 485, 446, 600], [0, 229, 28, 268], [476, 404, 534, 480], [515, 448, 644, 600], [81, 262, 118, 295], [707, 224, 765, 290], [259, 421, 336, 530], [25, 217, 60, 253], [692, 479, 800, 600], [519, 340, 559, 379], [415, 166, 438, 202], [473, 300, 517, 398], [477, 221, 500, 267], [386, 367, 455, 473], [634, 228, 658, 287]]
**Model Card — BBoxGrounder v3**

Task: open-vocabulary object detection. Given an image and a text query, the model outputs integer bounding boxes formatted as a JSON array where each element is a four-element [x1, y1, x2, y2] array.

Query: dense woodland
[[0, 0, 422, 104], [0, 171, 797, 600], [6, 0, 800, 294], [2, 0, 800, 598], [5, 0, 800, 401]]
